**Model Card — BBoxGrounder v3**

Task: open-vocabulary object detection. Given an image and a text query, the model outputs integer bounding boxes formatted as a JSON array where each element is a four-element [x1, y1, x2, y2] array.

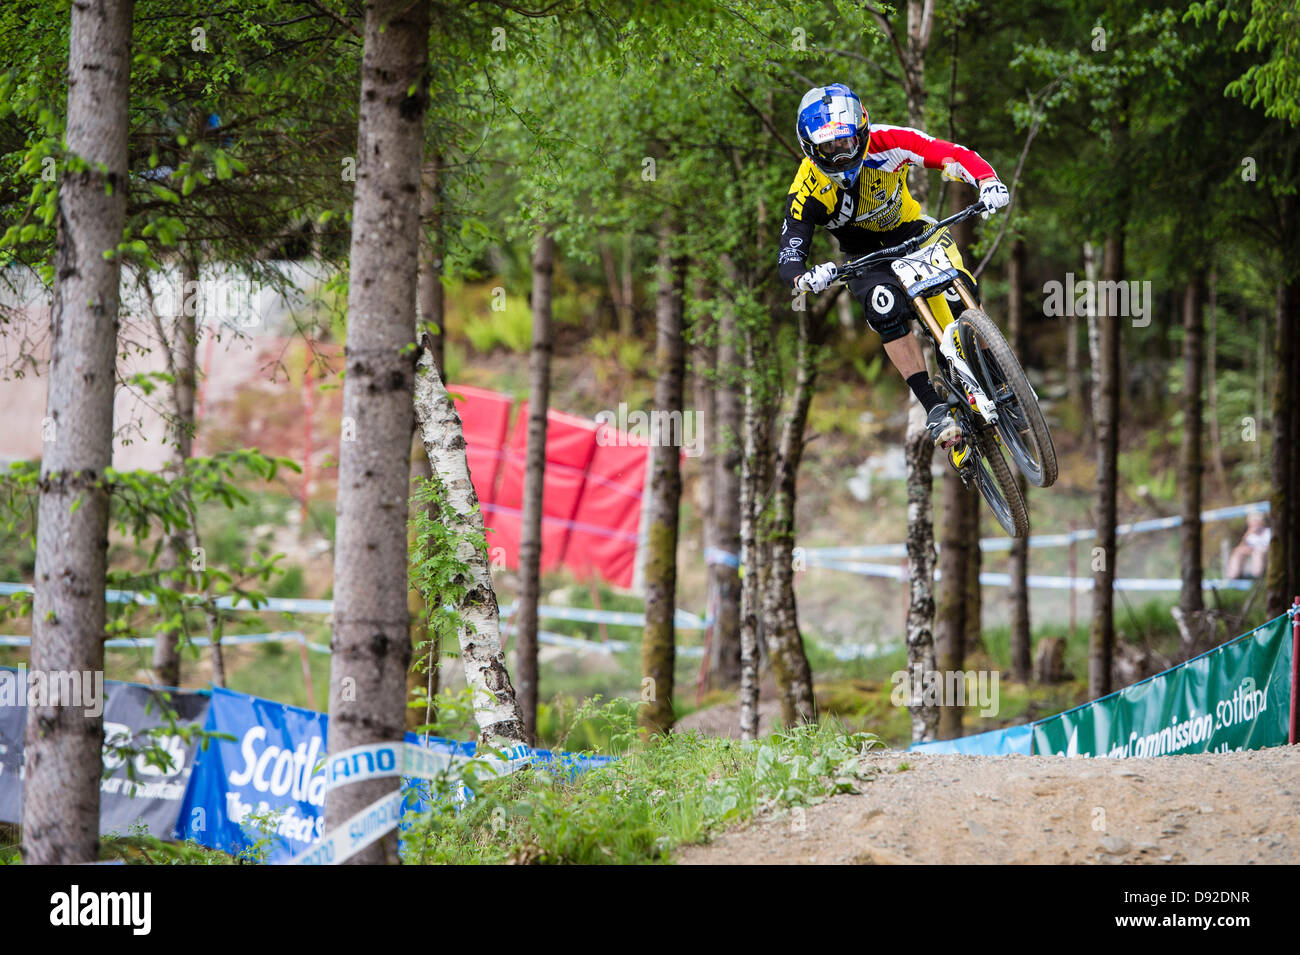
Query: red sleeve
[[866, 124, 996, 184]]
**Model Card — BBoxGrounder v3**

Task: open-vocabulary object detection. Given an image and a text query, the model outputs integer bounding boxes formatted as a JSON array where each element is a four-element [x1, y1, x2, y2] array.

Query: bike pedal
[[949, 442, 974, 480]]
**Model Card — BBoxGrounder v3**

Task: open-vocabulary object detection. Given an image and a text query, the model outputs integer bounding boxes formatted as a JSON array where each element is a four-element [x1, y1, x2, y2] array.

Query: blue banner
[[176, 687, 331, 862], [177, 686, 613, 863], [908, 723, 1033, 755]]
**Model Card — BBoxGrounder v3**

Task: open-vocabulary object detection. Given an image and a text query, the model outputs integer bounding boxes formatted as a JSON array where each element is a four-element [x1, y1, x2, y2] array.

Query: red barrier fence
[[450, 388, 648, 589]]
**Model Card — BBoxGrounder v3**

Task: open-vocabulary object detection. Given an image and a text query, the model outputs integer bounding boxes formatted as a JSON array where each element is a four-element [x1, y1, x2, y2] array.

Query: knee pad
[[852, 276, 911, 344]]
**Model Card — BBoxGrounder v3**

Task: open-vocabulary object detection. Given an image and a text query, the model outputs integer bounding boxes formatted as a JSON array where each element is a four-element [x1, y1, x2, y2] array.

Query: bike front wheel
[[956, 309, 1058, 488], [969, 425, 1029, 538]]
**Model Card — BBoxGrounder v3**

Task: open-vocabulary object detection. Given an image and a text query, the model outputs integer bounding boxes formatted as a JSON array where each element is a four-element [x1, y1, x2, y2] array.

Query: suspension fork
[[914, 288, 999, 424], [910, 280, 977, 343], [910, 295, 947, 344]]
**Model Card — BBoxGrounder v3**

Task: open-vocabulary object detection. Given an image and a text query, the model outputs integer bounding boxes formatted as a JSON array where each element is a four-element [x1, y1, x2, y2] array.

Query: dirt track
[[676, 746, 1300, 865]]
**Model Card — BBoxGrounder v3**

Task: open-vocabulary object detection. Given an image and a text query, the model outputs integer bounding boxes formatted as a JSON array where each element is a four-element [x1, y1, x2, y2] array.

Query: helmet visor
[[815, 134, 860, 171]]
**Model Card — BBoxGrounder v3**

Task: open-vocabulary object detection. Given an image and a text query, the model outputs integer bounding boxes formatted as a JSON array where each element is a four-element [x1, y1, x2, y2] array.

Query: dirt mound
[[677, 745, 1300, 865], [674, 699, 782, 738]]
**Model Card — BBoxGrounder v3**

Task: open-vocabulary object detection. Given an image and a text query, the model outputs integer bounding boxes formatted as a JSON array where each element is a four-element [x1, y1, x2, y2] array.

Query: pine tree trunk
[[418, 147, 445, 377], [693, 286, 717, 573], [708, 264, 744, 689], [1206, 269, 1228, 493], [515, 228, 554, 745], [621, 233, 635, 338], [414, 350, 525, 743], [904, 403, 939, 741], [23, 0, 134, 865], [760, 302, 823, 727], [325, 0, 430, 865], [1089, 232, 1124, 698], [1267, 269, 1300, 617], [1179, 279, 1205, 625], [1007, 238, 1032, 682], [639, 225, 686, 733], [151, 253, 199, 688], [1066, 312, 1082, 413]]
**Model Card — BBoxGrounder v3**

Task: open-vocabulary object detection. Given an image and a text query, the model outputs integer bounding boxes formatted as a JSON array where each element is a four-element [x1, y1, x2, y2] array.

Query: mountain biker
[[777, 83, 1009, 469]]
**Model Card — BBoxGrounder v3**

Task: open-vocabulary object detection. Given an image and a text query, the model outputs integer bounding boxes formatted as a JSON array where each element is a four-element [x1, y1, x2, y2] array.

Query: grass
[[402, 699, 883, 865]]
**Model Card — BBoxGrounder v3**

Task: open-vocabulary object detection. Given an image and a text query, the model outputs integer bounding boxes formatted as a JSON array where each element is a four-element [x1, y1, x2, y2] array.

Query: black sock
[[906, 372, 942, 413]]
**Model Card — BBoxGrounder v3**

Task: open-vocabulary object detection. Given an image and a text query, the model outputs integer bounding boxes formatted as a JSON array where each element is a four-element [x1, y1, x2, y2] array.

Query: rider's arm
[[866, 124, 997, 185], [777, 170, 831, 288]]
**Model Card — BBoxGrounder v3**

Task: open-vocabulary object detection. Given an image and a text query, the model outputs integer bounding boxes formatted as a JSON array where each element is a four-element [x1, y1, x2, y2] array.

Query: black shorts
[[842, 222, 978, 343]]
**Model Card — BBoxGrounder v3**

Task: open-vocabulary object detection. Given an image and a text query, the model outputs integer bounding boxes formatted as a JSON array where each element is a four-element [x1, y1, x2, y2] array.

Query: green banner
[[1032, 614, 1293, 758]]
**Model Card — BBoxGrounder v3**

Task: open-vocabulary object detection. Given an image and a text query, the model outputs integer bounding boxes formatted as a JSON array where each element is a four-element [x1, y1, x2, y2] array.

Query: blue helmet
[[795, 83, 870, 188]]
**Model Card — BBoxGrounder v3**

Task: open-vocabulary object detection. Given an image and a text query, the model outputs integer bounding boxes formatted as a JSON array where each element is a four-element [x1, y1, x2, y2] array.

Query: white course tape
[[287, 740, 533, 866], [800, 500, 1271, 561]]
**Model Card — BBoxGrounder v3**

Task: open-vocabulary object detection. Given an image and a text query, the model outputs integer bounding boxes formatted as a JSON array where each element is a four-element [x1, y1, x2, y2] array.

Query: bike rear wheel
[[969, 426, 1029, 538], [956, 309, 1058, 488]]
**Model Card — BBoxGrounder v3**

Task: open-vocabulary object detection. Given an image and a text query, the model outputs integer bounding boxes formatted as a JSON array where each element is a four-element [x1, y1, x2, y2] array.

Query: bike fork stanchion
[[1290, 596, 1300, 745]]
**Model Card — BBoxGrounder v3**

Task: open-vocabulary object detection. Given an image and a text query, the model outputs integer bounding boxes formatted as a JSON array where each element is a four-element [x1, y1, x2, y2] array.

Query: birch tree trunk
[[904, 403, 939, 742], [23, 0, 134, 865], [325, 0, 430, 866], [1007, 238, 1032, 683], [738, 322, 772, 741], [1089, 232, 1124, 698], [936, 465, 973, 738], [515, 228, 554, 744], [1084, 240, 1101, 438], [640, 226, 686, 733], [414, 348, 527, 744], [760, 300, 825, 727], [951, 199, 981, 662]]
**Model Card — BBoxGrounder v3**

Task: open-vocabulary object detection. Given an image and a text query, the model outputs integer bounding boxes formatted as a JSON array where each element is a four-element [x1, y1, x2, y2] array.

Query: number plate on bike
[[890, 243, 958, 298]]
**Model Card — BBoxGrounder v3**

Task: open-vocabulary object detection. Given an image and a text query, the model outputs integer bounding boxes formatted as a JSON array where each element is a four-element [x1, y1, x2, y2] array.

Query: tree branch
[[974, 74, 1067, 277], [732, 85, 801, 160]]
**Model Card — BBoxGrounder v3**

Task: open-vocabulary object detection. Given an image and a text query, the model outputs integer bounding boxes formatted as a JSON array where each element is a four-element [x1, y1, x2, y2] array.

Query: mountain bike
[[821, 201, 1057, 537]]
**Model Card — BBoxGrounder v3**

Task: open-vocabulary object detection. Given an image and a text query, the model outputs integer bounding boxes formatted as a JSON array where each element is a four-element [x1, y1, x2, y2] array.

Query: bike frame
[[830, 201, 997, 427]]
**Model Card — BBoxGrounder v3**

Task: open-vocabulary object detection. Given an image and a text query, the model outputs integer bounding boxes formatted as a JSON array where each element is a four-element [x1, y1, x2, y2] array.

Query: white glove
[[978, 178, 1010, 219], [795, 261, 837, 294]]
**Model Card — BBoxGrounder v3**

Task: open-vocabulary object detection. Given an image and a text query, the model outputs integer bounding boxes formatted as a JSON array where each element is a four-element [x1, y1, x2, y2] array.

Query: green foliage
[[1189, 0, 1300, 123], [407, 472, 485, 721], [0, 450, 301, 670], [402, 699, 882, 864], [461, 292, 534, 354]]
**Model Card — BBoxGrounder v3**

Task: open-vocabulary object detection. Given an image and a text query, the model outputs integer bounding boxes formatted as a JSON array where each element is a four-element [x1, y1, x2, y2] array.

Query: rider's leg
[[850, 269, 963, 450]]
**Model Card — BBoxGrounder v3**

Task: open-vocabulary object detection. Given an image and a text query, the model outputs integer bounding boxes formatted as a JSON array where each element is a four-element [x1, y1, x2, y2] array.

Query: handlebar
[[831, 200, 987, 285]]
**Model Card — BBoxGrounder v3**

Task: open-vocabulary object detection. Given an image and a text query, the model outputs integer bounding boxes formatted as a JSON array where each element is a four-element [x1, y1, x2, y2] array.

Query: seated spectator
[[1226, 511, 1270, 580]]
